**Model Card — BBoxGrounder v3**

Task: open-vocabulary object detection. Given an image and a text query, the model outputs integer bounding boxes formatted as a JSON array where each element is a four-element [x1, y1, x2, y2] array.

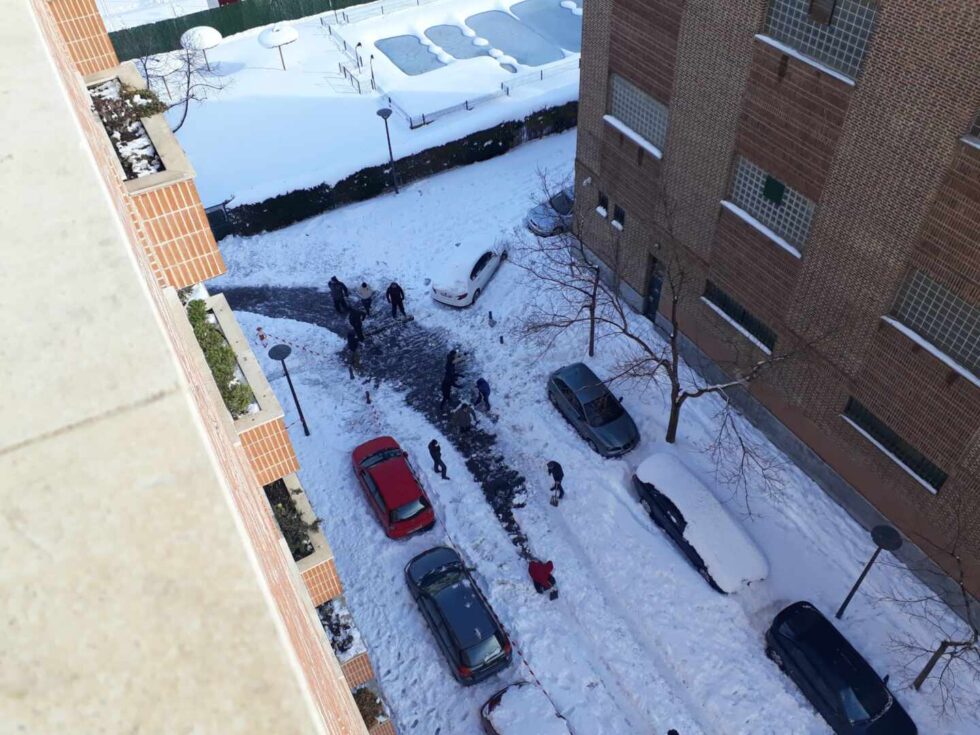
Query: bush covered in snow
[[90, 80, 167, 179], [352, 687, 387, 730], [264, 478, 319, 561], [223, 100, 578, 236], [186, 299, 255, 417], [317, 597, 367, 662]]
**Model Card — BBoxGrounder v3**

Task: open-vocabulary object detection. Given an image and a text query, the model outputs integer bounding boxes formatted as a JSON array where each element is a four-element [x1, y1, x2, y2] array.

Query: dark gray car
[[547, 363, 639, 457], [524, 187, 574, 237], [405, 546, 512, 685]]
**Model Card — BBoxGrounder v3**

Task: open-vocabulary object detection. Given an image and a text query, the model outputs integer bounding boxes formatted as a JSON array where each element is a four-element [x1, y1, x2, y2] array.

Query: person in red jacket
[[528, 559, 556, 594]]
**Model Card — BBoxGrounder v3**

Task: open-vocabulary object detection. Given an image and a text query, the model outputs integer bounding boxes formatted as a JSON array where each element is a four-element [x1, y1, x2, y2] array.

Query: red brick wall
[[47, 0, 117, 76], [735, 39, 852, 202], [610, 0, 685, 103], [240, 418, 301, 487], [302, 558, 344, 607]]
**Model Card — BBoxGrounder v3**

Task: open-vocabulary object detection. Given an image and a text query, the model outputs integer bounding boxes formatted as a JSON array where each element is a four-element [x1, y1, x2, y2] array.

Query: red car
[[352, 436, 435, 538]]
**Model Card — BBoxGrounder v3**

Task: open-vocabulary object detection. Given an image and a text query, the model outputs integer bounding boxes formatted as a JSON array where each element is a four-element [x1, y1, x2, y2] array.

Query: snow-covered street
[[210, 132, 980, 734]]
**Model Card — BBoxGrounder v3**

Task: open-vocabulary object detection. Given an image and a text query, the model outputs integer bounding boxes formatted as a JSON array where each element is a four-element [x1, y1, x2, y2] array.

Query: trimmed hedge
[[187, 299, 255, 417], [223, 100, 578, 237]]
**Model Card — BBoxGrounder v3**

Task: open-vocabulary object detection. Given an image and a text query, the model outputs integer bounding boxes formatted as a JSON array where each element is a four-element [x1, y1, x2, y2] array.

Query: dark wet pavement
[[215, 285, 531, 555]]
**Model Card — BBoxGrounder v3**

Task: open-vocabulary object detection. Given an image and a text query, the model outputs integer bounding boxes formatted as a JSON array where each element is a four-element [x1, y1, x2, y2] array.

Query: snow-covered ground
[[97, 0, 210, 31], [155, 0, 579, 207], [211, 132, 979, 733]]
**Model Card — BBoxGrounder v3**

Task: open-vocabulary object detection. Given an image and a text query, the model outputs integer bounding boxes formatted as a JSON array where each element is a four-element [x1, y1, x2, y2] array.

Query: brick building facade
[[575, 0, 980, 591]]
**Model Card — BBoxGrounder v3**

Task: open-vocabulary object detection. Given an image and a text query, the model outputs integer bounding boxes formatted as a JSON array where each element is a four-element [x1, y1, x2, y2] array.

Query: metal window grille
[[613, 206, 626, 227], [970, 112, 980, 138], [703, 281, 778, 350], [608, 73, 669, 150], [765, 0, 877, 78], [843, 398, 948, 490], [892, 271, 980, 375], [730, 157, 815, 249]]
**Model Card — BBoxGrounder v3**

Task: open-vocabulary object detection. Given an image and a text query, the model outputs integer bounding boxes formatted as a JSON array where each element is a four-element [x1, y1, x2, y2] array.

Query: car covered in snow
[[547, 362, 639, 457], [352, 436, 435, 539], [405, 546, 512, 685], [481, 682, 572, 735], [766, 601, 917, 735], [524, 186, 575, 237], [430, 240, 507, 307], [631, 453, 768, 592]]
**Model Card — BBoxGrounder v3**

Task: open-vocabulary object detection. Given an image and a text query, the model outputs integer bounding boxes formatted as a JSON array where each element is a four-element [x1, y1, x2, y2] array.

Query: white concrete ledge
[[603, 114, 664, 159], [755, 34, 856, 87]]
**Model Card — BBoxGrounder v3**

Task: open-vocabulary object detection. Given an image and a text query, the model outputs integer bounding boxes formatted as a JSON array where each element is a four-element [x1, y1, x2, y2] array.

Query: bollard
[[499, 335, 504, 344], [365, 390, 372, 404], [349, 364, 355, 380]]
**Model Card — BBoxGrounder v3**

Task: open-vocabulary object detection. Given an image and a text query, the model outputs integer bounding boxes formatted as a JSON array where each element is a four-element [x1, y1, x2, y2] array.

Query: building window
[[969, 112, 980, 138], [891, 271, 980, 375], [808, 0, 837, 24], [730, 157, 815, 250], [703, 281, 778, 351], [608, 73, 669, 151], [842, 398, 948, 491], [612, 205, 626, 230], [765, 0, 877, 79], [597, 191, 609, 217]]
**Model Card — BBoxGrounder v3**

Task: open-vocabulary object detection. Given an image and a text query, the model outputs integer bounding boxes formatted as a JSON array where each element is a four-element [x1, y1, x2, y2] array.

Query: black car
[[405, 546, 513, 685], [766, 602, 917, 734]]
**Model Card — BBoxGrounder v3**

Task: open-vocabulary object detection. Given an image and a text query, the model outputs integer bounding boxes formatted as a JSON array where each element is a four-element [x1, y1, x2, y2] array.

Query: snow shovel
[[549, 587, 559, 601]]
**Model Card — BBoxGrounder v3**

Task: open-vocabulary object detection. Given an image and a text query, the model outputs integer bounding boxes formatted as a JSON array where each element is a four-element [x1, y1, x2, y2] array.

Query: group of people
[[331, 275, 408, 370], [440, 348, 493, 432]]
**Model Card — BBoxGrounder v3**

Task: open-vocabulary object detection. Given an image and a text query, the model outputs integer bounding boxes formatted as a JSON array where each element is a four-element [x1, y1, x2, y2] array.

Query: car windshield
[[549, 191, 573, 215], [584, 394, 624, 427], [360, 448, 402, 469], [419, 563, 462, 593], [784, 612, 890, 722], [390, 497, 427, 523], [462, 634, 502, 667]]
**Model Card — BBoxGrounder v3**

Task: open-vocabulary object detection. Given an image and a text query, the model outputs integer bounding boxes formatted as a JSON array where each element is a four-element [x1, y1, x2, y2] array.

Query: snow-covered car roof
[[484, 682, 572, 735], [634, 453, 769, 592], [430, 239, 503, 290]]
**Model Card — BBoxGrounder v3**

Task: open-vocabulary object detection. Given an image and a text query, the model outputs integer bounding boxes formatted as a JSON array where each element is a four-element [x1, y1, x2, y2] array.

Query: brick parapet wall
[[301, 558, 344, 608], [31, 1, 368, 729], [47, 0, 117, 75], [240, 417, 301, 487], [341, 653, 375, 690]]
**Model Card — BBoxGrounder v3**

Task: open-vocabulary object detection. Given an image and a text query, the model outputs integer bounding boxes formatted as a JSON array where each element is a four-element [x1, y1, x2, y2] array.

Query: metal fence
[[107, 0, 373, 60], [501, 57, 580, 95], [327, 0, 445, 25]]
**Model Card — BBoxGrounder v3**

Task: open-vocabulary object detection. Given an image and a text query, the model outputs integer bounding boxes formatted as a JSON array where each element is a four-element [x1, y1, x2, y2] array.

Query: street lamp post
[[836, 524, 903, 619], [369, 54, 376, 90], [376, 107, 399, 194], [268, 344, 310, 436], [355, 41, 363, 70]]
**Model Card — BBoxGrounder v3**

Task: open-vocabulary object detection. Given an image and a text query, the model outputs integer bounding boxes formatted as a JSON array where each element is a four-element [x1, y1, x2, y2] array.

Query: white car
[[430, 240, 507, 308], [632, 453, 769, 593]]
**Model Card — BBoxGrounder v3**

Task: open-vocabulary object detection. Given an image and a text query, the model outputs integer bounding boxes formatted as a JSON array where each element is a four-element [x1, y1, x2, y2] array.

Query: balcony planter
[[84, 62, 196, 195], [186, 297, 258, 419], [353, 684, 391, 734]]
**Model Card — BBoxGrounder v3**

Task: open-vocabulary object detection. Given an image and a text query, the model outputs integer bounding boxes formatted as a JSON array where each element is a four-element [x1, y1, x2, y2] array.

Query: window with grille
[[608, 73, 669, 150], [891, 271, 980, 375], [730, 157, 816, 250], [765, 0, 877, 79], [612, 205, 626, 229], [970, 112, 980, 138], [842, 398, 948, 490], [703, 281, 778, 350]]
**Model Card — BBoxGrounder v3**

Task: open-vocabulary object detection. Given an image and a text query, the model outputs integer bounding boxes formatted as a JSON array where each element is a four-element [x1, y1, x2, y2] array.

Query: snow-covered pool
[[376, 0, 578, 74], [375, 34, 447, 75]]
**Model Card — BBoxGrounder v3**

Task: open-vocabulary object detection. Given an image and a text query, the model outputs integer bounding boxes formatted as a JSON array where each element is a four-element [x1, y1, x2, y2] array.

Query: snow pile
[[486, 683, 571, 735], [634, 453, 769, 592]]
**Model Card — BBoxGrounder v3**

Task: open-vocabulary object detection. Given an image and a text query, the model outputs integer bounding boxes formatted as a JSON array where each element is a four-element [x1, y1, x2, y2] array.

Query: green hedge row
[[223, 100, 578, 237], [109, 0, 371, 60], [186, 299, 255, 417]]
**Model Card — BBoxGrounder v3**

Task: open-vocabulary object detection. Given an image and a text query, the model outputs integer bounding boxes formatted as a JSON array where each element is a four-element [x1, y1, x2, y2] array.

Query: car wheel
[[500, 250, 508, 261], [699, 566, 725, 594], [472, 288, 481, 304], [766, 646, 785, 670], [587, 439, 599, 454], [548, 391, 558, 407]]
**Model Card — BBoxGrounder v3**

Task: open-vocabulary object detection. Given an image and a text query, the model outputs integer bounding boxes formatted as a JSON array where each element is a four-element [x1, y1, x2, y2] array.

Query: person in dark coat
[[547, 461, 564, 500], [528, 559, 556, 594], [476, 377, 491, 411], [328, 276, 349, 314], [427, 439, 448, 480], [345, 329, 361, 370], [440, 374, 454, 410], [348, 306, 365, 341], [386, 281, 407, 318], [450, 402, 476, 434]]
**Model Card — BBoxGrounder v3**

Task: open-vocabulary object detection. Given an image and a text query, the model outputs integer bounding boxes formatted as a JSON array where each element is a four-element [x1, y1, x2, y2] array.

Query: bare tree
[[135, 48, 227, 133], [886, 510, 980, 716]]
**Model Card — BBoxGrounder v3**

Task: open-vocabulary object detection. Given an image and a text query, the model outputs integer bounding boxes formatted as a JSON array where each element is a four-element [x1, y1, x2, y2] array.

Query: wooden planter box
[[83, 61, 224, 289], [207, 293, 299, 485]]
